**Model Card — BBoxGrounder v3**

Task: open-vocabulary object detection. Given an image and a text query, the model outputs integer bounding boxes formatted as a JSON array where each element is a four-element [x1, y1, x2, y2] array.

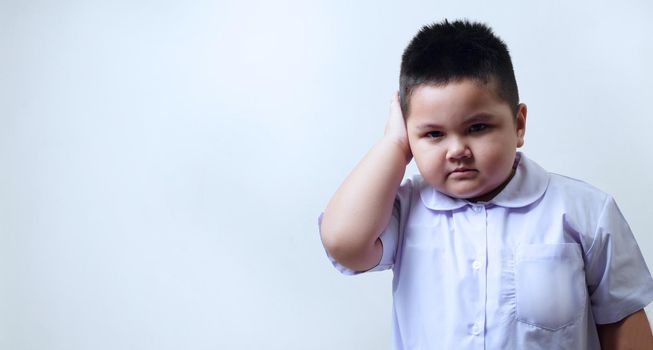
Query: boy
[[319, 20, 653, 349]]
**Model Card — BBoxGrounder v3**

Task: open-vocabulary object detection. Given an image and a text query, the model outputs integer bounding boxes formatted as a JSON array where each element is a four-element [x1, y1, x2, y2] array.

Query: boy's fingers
[[384, 91, 412, 163], [389, 91, 403, 118], [385, 92, 409, 137]]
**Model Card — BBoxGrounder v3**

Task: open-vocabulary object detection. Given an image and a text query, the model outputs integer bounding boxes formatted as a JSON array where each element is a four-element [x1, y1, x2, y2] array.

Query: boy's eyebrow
[[415, 123, 444, 131], [463, 112, 495, 123], [414, 112, 497, 130]]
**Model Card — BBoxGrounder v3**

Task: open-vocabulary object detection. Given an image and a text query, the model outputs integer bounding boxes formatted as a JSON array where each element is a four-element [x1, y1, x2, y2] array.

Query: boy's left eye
[[468, 124, 489, 133], [425, 131, 443, 139]]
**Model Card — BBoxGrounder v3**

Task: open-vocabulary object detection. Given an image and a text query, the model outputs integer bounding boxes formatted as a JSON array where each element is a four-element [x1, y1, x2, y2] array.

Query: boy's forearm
[[598, 309, 653, 350], [320, 137, 408, 271]]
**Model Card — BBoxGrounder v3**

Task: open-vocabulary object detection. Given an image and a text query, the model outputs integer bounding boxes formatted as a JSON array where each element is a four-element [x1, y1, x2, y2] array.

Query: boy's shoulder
[[545, 171, 612, 205], [515, 154, 613, 208]]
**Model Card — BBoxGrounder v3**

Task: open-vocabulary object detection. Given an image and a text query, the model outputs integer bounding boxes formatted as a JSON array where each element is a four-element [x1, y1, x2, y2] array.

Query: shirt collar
[[419, 152, 550, 211]]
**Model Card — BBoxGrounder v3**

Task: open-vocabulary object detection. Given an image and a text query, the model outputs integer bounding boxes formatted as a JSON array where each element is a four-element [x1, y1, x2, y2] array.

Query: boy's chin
[[440, 186, 494, 202], [439, 188, 482, 200], [435, 176, 511, 202]]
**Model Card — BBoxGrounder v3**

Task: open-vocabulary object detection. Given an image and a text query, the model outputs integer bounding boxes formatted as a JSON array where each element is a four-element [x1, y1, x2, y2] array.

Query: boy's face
[[406, 79, 527, 201]]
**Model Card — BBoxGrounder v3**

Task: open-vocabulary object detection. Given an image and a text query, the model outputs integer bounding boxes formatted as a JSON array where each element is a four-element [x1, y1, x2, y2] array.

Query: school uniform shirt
[[320, 152, 653, 350]]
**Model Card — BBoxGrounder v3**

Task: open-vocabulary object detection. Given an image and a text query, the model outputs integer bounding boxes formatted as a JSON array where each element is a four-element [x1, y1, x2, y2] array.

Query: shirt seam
[[584, 194, 611, 272]]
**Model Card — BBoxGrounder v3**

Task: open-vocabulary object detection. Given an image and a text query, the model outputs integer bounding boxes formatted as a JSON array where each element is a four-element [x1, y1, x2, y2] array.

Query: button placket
[[472, 205, 487, 342]]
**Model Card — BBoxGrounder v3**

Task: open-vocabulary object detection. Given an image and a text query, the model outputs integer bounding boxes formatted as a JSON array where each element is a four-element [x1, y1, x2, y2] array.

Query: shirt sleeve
[[317, 178, 414, 276], [585, 196, 653, 324]]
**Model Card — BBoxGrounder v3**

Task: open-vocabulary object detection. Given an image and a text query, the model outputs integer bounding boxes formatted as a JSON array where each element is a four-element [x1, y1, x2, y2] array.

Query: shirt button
[[472, 260, 481, 270], [472, 323, 481, 335]]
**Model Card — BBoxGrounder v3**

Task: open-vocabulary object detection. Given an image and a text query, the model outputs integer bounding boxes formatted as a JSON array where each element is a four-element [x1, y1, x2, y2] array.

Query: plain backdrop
[[1, 0, 652, 349]]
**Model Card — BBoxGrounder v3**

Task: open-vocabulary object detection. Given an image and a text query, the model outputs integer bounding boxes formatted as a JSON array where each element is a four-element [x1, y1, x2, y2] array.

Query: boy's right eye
[[426, 131, 443, 139]]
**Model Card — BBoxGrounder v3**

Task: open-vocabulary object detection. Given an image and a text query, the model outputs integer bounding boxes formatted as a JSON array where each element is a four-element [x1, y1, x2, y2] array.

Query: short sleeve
[[317, 177, 415, 276], [585, 196, 653, 324]]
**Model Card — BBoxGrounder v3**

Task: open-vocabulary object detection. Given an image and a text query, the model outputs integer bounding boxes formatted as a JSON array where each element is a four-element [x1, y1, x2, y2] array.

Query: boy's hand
[[384, 92, 412, 163]]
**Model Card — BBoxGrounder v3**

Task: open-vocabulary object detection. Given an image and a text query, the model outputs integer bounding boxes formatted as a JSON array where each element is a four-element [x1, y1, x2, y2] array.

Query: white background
[[1, 1, 652, 349]]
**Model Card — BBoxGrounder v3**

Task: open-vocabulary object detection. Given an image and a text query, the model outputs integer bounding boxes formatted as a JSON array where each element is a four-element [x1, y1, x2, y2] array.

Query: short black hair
[[400, 19, 519, 117]]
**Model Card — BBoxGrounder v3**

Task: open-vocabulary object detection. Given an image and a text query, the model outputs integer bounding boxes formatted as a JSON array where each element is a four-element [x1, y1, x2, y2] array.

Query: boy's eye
[[425, 131, 443, 139], [468, 124, 489, 133]]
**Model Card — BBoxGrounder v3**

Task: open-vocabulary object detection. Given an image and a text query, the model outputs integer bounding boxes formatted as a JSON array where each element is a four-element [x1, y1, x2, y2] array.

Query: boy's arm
[[320, 93, 412, 272], [598, 309, 653, 349]]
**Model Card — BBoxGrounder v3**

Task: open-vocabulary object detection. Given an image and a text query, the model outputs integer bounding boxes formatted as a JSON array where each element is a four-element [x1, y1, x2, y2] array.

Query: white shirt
[[322, 153, 653, 349]]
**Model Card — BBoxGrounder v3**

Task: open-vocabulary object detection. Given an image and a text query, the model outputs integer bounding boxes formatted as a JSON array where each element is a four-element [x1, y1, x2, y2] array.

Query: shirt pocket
[[514, 243, 587, 331]]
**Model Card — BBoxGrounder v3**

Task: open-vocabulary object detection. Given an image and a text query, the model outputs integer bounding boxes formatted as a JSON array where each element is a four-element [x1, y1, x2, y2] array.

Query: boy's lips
[[448, 167, 478, 178]]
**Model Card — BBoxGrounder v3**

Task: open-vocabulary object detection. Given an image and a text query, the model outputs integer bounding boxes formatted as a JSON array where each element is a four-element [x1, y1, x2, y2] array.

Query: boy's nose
[[446, 137, 472, 160]]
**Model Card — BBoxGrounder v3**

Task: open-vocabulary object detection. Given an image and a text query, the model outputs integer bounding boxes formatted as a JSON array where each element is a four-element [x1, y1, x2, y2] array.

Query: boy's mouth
[[451, 167, 476, 173], [448, 167, 478, 178]]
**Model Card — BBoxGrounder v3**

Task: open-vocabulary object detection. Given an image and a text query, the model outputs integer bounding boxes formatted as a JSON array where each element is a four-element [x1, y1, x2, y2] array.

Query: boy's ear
[[516, 103, 527, 148]]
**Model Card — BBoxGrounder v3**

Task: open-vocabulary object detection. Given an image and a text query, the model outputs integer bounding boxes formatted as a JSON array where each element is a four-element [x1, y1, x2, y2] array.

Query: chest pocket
[[514, 243, 587, 331]]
